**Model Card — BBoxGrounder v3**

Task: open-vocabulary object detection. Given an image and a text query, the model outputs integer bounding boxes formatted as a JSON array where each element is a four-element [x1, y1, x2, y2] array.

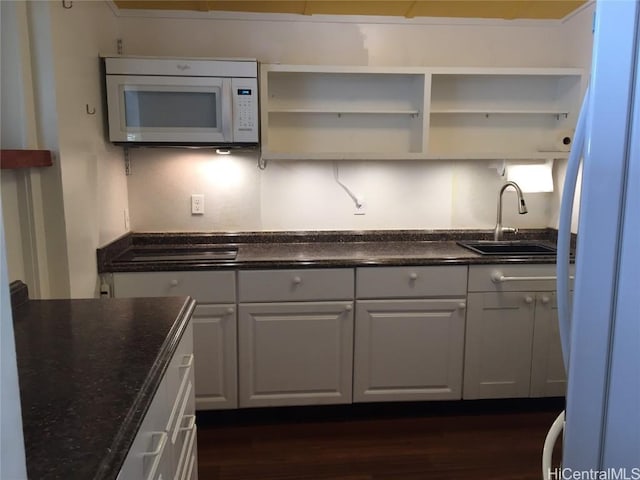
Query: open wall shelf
[[259, 65, 584, 161]]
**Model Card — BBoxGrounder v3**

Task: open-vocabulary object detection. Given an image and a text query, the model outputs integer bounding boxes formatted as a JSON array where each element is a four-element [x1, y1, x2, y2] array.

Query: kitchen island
[[11, 290, 196, 480]]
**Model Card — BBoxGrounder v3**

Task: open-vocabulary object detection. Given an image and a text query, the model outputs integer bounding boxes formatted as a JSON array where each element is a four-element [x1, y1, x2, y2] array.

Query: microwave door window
[[123, 90, 219, 129]]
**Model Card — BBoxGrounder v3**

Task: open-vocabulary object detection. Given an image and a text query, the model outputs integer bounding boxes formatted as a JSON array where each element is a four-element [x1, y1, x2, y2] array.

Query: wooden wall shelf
[[1, 149, 53, 169]]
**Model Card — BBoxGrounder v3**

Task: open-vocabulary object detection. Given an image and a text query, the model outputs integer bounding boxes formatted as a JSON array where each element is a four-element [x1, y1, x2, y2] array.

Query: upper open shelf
[[259, 65, 585, 161]]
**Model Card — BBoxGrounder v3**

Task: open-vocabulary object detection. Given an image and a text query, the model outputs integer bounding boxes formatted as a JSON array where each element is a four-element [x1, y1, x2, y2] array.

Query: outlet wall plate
[[191, 194, 205, 215]]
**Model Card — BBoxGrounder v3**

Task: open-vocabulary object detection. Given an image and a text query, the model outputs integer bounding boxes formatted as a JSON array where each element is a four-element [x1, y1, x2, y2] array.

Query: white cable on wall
[[333, 162, 363, 209]]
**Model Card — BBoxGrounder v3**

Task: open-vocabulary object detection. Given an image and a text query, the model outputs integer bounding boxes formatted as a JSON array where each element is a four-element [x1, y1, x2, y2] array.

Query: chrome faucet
[[494, 181, 528, 240]]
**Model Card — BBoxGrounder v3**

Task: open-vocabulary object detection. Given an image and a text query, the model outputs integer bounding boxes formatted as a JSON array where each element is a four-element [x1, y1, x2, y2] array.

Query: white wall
[[1, 1, 128, 298], [120, 10, 588, 232], [46, 1, 127, 297], [23, 1, 127, 297]]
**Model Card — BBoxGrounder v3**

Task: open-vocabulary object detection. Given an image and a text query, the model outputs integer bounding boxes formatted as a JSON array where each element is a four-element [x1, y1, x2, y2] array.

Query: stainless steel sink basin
[[118, 247, 238, 263], [457, 240, 557, 256]]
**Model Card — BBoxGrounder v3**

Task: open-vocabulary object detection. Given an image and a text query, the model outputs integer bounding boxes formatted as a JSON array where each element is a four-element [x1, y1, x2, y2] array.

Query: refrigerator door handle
[[556, 86, 589, 371]]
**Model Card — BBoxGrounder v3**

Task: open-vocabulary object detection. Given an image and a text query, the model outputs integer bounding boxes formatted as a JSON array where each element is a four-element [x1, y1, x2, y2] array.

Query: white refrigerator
[[553, 0, 640, 475]]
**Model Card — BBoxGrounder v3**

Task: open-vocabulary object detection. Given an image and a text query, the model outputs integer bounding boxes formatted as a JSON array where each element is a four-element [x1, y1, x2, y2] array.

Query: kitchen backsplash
[[126, 148, 553, 232]]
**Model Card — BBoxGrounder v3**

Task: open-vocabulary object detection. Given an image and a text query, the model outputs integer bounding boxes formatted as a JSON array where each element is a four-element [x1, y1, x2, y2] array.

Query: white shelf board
[[429, 109, 569, 116], [268, 108, 421, 115], [261, 151, 570, 161]]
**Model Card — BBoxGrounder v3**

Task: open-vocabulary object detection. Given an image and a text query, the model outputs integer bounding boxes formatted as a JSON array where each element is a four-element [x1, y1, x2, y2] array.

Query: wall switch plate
[[191, 194, 205, 215]]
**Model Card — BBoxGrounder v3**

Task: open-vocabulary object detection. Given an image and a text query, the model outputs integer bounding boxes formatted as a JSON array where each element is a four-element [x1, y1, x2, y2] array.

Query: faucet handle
[[502, 227, 518, 235]]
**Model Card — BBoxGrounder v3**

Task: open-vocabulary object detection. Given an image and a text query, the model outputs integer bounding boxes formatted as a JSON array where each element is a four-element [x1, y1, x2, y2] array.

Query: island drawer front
[[165, 323, 195, 437], [112, 271, 236, 303], [468, 265, 575, 292], [238, 269, 354, 302], [356, 266, 468, 299]]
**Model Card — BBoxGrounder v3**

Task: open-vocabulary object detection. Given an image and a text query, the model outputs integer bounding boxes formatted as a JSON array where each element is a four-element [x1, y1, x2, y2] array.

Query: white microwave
[[103, 57, 259, 146]]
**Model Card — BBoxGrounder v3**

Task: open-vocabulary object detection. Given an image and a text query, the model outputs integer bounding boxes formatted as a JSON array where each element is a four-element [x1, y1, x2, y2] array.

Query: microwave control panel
[[232, 77, 259, 143]]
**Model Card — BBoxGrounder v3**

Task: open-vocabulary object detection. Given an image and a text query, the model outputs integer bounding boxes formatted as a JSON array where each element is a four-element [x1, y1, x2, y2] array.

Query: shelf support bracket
[[124, 147, 131, 176]]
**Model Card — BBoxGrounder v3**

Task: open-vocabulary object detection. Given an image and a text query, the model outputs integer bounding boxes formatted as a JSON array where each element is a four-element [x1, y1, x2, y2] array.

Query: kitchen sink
[[457, 240, 557, 256], [117, 246, 238, 263]]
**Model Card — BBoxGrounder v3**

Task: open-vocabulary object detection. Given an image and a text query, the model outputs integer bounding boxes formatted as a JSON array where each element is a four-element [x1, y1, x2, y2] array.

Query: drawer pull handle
[[458, 302, 466, 310], [524, 296, 534, 304], [292, 276, 302, 285], [142, 431, 167, 457], [344, 304, 353, 312], [179, 414, 197, 432], [541, 296, 551, 304], [142, 431, 167, 480], [179, 354, 194, 369], [491, 270, 574, 283], [226, 307, 235, 314], [409, 273, 418, 281], [170, 279, 179, 287]]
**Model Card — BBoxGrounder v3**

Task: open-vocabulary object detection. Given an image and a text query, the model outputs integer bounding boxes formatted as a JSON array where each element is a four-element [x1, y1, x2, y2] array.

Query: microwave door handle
[[221, 80, 233, 142]]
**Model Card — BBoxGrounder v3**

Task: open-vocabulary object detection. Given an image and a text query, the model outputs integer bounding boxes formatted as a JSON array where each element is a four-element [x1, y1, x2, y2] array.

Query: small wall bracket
[[124, 147, 131, 176]]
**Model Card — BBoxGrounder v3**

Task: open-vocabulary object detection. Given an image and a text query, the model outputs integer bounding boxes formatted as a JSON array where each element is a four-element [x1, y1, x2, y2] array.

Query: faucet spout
[[494, 181, 528, 241]]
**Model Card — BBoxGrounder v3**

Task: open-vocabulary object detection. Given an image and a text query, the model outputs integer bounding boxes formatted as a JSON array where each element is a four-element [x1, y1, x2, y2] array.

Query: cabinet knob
[[541, 296, 550, 305], [170, 279, 179, 287], [226, 307, 235, 314], [344, 304, 353, 312], [409, 273, 418, 281], [292, 276, 302, 285], [524, 296, 534, 304], [458, 302, 466, 310]]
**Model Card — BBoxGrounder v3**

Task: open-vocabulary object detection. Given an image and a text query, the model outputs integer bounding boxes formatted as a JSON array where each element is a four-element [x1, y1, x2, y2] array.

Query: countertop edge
[[93, 296, 197, 480]]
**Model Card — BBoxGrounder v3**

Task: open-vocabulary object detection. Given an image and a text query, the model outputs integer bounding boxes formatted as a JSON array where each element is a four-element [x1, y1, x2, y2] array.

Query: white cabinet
[[260, 64, 584, 161], [118, 322, 197, 480], [260, 65, 428, 160], [463, 265, 571, 399], [530, 292, 567, 397], [111, 271, 237, 410], [353, 266, 468, 402], [429, 69, 583, 159], [237, 269, 354, 407], [464, 291, 537, 399]]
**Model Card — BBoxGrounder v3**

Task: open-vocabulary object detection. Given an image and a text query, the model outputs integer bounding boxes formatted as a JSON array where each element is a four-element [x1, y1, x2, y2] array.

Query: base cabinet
[[111, 271, 237, 410], [530, 292, 567, 397], [192, 305, 237, 410], [463, 265, 570, 400], [353, 299, 466, 402], [463, 292, 536, 399], [238, 301, 354, 407]]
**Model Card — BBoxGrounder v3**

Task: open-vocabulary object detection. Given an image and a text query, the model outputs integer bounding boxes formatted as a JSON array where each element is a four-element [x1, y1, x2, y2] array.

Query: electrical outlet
[[191, 194, 205, 215], [354, 199, 366, 215], [123, 208, 130, 230]]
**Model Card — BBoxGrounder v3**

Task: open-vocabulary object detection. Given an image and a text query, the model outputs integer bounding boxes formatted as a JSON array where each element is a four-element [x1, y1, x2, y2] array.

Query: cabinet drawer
[[112, 271, 236, 303], [238, 269, 354, 302], [165, 324, 194, 436], [356, 266, 467, 298], [468, 265, 575, 292]]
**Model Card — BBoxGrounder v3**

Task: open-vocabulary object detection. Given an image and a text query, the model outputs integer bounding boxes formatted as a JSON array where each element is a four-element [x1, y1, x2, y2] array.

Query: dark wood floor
[[197, 399, 564, 480]]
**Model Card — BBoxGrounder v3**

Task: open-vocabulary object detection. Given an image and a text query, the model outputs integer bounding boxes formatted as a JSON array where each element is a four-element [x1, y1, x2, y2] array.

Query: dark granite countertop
[[12, 296, 197, 480], [98, 229, 569, 273]]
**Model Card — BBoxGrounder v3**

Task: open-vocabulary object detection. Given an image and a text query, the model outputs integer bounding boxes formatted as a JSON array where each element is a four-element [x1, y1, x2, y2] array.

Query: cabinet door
[[192, 305, 237, 410], [353, 299, 466, 402], [530, 293, 567, 397], [238, 301, 354, 407], [463, 292, 535, 399]]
